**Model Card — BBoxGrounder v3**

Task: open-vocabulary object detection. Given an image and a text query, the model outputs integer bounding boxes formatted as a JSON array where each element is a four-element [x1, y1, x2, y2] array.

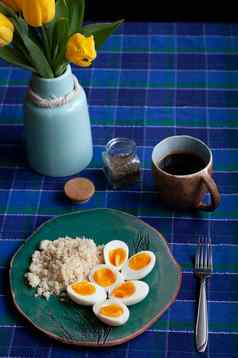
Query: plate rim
[[9, 208, 182, 347]]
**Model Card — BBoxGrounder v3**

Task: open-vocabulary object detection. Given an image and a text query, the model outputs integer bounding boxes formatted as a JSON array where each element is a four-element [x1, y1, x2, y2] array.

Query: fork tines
[[195, 236, 213, 272]]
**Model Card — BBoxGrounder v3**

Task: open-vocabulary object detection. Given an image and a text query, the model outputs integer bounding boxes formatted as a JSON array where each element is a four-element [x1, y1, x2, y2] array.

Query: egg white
[[104, 240, 129, 270], [89, 264, 124, 291], [123, 251, 156, 280], [93, 299, 130, 326], [67, 281, 106, 306], [110, 280, 149, 306]]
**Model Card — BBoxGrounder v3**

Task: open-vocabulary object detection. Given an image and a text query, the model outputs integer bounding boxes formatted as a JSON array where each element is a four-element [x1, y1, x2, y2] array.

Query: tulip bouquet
[[0, 0, 123, 78]]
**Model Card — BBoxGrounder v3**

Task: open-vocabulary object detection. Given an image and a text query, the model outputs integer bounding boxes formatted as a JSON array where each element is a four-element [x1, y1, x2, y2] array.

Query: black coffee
[[159, 152, 206, 175]]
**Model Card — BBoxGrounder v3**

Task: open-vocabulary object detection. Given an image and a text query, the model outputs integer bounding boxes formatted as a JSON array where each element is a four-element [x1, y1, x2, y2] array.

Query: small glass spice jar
[[102, 138, 141, 188]]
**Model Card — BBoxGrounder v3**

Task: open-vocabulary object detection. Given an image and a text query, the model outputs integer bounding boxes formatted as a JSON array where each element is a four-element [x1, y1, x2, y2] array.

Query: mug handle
[[196, 171, 221, 211]]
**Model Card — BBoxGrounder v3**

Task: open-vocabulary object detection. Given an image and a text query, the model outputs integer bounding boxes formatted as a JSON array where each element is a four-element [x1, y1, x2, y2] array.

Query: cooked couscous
[[25, 237, 103, 300]]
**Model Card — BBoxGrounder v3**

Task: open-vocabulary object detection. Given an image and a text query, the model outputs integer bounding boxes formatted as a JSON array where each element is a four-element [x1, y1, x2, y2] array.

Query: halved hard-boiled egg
[[104, 240, 129, 270], [89, 264, 123, 290], [110, 280, 149, 306], [93, 299, 129, 326], [123, 251, 156, 280], [67, 280, 106, 306]]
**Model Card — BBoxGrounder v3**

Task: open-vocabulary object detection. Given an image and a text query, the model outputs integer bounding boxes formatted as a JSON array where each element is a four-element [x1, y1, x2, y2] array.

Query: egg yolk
[[112, 281, 136, 298], [93, 268, 116, 287], [71, 281, 96, 295], [99, 304, 123, 317], [128, 252, 151, 271], [109, 248, 126, 267]]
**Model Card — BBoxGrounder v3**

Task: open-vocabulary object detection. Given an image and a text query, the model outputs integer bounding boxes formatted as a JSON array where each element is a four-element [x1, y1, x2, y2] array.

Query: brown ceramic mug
[[152, 135, 221, 211]]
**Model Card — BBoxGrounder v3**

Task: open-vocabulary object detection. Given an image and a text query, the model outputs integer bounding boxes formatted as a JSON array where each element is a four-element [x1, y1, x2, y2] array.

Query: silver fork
[[194, 236, 213, 352]]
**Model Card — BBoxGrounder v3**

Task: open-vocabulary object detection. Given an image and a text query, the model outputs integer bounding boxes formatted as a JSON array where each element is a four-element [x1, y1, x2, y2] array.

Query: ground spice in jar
[[102, 138, 141, 188]]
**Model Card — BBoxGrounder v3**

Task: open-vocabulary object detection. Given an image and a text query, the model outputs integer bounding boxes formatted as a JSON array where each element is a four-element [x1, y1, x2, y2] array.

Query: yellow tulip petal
[[0, 26, 13, 46], [0, 13, 14, 47], [22, 0, 55, 27], [42, 0, 55, 24], [15, 0, 23, 10], [23, 0, 36, 25], [77, 58, 93, 67], [0, 13, 14, 31], [86, 36, 97, 59], [22, 0, 42, 27], [65, 33, 97, 68]]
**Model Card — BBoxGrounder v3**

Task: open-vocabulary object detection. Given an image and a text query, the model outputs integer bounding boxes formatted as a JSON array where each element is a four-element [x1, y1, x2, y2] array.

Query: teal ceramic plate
[[10, 209, 182, 347]]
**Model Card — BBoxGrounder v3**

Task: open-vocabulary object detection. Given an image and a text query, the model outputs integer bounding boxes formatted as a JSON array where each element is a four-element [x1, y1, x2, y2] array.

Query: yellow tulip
[[0, 12, 14, 47], [65, 33, 97, 67], [22, 0, 55, 27], [1, 0, 22, 12]]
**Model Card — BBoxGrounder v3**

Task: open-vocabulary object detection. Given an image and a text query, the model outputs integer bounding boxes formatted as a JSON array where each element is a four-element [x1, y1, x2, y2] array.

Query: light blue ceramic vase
[[23, 65, 93, 177]]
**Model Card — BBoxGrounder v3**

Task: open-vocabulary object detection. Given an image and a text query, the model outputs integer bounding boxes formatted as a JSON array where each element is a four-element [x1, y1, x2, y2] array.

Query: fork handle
[[195, 279, 208, 352]]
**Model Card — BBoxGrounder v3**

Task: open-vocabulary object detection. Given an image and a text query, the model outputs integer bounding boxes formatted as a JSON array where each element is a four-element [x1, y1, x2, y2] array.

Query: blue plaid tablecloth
[[1, 22, 238, 357]]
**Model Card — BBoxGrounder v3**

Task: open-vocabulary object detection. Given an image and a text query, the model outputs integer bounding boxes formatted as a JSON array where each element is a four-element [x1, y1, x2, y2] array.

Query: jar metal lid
[[106, 137, 136, 158]]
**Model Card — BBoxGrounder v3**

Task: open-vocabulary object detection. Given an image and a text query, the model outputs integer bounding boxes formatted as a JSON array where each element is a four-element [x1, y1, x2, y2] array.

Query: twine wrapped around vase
[[27, 75, 80, 108]]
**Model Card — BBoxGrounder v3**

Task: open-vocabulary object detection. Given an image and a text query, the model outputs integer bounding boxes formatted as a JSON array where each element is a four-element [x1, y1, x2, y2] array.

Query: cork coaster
[[64, 177, 95, 203]]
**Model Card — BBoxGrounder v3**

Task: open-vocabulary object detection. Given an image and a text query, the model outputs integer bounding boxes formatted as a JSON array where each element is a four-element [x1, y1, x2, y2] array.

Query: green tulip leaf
[[51, 0, 84, 36], [52, 17, 69, 74], [12, 19, 54, 78], [65, 0, 85, 35], [0, 46, 35, 72], [46, 0, 69, 57], [82, 20, 124, 50], [0, 2, 17, 18], [15, 16, 28, 35], [49, 0, 70, 27], [13, 34, 30, 61], [56, 0, 70, 17]]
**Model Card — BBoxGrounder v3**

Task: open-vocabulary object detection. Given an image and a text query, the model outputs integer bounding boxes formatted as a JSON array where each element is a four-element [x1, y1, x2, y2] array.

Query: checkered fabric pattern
[[0, 22, 238, 357]]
